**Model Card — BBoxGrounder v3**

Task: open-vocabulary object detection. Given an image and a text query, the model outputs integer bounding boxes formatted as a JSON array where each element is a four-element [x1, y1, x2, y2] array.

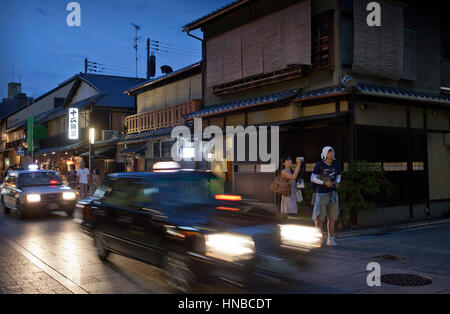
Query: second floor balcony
[[125, 99, 202, 134]]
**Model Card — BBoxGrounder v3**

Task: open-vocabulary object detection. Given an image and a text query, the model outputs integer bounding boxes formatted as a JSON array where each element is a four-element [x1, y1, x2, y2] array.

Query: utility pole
[[147, 38, 150, 79], [84, 59, 104, 73], [131, 23, 141, 78]]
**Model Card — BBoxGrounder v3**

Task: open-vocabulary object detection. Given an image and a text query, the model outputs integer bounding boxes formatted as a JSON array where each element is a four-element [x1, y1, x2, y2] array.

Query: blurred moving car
[[1, 167, 77, 219], [78, 166, 322, 293]]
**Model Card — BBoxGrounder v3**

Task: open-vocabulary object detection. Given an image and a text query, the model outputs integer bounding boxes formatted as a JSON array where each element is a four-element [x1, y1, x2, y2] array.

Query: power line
[[150, 42, 200, 54], [150, 44, 201, 57], [150, 39, 200, 53], [150, 45, 201, 58]]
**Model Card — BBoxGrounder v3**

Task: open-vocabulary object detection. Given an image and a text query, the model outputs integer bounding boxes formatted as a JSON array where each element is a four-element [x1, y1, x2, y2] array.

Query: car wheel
[[65, 208, 74, 217], [15, 206, 25, 220], [1, 197, 10, 214], [93, 231, 110, 261], [164, 252, 196, 293]]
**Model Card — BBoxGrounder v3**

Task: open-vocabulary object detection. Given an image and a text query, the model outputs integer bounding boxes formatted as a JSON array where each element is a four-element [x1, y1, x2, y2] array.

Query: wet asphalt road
[[0, 205, 449, 294]]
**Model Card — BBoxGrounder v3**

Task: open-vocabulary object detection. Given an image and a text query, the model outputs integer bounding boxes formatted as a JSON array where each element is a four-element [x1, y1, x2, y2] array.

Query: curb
[[336, 218, 450, 239]]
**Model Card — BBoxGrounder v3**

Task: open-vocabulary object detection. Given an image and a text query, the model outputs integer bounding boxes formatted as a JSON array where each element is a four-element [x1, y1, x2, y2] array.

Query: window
[[161, 140, 175, 158], [153, 142, 160, 158], [18, 172, 61, 187], [101, 179, 157, 210], [342, 13, 353, 68], [154, 174, 220, 207], [5, 176, 16, 188], [403, 28, 417, 80], [102, 179, 142, 208], [443, 40, 450, 62], [312, 10, 334, 70], [442, 11, 450, 61]]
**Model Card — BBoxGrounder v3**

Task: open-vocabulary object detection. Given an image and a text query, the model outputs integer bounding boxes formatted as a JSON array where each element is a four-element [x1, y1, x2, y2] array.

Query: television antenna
[[131, 23, 142, 78]]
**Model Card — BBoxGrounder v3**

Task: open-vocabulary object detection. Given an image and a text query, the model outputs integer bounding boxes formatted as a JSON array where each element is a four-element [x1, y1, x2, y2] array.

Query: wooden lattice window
[[312, 10, 334, 70]]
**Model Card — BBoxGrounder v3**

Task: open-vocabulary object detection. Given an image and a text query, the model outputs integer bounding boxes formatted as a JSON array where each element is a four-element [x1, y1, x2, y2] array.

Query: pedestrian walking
[[89, 169, 101, 196], [280, 156, 302, 217], [67, 164, 77, 190], [76, 161, 90, 199], [311, 146, 342, 247]]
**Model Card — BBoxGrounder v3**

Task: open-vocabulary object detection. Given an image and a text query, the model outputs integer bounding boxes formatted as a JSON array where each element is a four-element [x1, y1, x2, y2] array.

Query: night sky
[[0, 0, 227, 99]]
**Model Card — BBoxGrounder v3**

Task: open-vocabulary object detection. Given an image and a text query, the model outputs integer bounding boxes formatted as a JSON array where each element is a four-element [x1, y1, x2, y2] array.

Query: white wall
[[6, 80, 75, 129], [70, 81, 99, 105]]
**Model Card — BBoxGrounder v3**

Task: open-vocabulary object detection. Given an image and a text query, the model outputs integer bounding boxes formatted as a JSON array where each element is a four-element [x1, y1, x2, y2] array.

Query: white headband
[[321, 146, 335, 160]]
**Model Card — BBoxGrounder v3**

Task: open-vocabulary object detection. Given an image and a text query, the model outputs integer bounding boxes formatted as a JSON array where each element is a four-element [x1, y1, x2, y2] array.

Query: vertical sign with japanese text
[[68, 108, 79, 140]]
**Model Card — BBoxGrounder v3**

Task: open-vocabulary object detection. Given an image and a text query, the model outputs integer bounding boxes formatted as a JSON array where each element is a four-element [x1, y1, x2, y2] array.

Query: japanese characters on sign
[[68, 108, 79, 140]]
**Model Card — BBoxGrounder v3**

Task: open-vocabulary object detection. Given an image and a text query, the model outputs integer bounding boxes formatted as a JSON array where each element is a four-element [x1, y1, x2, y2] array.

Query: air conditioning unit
[[445, 133, 450, 146], [102, 130, 120, 141]]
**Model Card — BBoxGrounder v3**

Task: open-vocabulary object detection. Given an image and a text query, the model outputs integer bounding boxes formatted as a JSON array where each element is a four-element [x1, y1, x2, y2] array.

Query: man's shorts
[[80, 183, 89, 197], [318, 194, 339, 221]]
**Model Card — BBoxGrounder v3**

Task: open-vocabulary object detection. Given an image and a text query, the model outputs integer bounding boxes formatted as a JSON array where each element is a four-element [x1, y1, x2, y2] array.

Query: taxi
[[1, 165, 77, 219], [79, 162, 322, 293]]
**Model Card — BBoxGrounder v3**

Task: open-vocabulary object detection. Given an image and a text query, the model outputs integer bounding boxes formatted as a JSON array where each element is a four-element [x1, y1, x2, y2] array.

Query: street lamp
[[89, 128, 95, 144], [87, 98, 96, 171], [89, 128, 95, 170]]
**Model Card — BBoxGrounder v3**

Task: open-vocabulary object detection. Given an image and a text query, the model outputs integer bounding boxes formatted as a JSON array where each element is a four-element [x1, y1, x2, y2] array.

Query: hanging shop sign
[[68, 108, 79, 140]]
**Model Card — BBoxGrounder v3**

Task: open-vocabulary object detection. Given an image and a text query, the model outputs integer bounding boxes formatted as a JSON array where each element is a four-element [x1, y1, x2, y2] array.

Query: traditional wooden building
[[0, 82, 35, 172], [182, 0, 450, 226], [122, 63, 202, 172], [33, 73, 145, 178]]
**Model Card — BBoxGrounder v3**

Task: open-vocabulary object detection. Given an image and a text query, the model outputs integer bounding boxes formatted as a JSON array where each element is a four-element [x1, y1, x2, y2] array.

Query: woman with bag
[[279, 156, 302, 217]]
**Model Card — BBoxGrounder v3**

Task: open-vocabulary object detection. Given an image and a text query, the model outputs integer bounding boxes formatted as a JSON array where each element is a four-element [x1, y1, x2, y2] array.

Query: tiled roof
[[78, 73, 145, 108], [125, 63, 201, 95], [0, 96, 34, 120], [121, 145, 147, 154], [34, 141, 86, 155], [119, 127, 174, 143], [357, 83, 450, 104], [294, 86, 346, 101], [35, 74, 145, 125], [183, 0, 247, 31], [184, 78, 450, 120], [184, 89, 302, 119]]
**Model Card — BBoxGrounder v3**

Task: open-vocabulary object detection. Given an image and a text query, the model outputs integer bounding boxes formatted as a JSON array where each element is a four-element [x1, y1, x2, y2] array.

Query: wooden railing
[[125, 99, 202, 134]]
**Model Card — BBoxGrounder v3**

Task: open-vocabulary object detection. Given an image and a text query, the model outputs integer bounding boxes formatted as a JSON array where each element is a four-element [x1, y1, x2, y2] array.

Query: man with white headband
[[311, 146, 342, 247]]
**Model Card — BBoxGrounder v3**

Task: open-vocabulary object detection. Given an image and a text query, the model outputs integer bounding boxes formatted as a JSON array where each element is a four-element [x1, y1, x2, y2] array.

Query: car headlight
[[279, 224, 322, 251], [205, 233, 254, 262], [26, 194, 41, 203], [63, 192, 76, 201]]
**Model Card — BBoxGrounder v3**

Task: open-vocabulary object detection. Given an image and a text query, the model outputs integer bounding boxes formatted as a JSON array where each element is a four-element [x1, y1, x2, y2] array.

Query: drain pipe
[[185, 29, 203, 42], [184, 27, 204, 173]]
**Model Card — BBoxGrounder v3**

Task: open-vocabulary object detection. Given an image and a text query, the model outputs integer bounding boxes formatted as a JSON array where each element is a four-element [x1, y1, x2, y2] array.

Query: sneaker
[[321, 234, 327, 246], [327, 237, 339, 247]]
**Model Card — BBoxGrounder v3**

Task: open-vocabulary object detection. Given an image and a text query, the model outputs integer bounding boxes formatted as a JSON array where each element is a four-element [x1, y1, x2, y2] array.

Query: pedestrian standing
[[76, 161, 90, 199], [67, 164, 77, 190], [311, 146, 342, 247], [89, 169, 101, 196], [280, 156, 302, 217]]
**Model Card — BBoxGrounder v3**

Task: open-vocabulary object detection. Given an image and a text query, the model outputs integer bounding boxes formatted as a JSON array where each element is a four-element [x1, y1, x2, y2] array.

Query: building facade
[[32, 73, 145, 179], [122, 63, 203, 172], [0, 82, 35, 173], [182, 0, 450, 226]]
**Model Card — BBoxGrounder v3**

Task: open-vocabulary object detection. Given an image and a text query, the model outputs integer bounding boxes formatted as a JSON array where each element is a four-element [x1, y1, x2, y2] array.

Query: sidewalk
[[0, 237, 72, 294], [251, 200, 450, 238], [336, 217, 450, 239]]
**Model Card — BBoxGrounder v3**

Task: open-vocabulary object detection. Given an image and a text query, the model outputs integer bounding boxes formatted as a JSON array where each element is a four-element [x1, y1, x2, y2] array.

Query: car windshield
[[18, 172, 61, 187], [154, 175, 222, 206], [101, 173, 223, 209]]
